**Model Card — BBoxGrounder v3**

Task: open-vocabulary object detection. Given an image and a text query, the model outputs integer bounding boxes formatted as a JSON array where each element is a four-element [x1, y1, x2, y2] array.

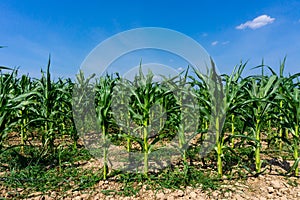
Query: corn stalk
[[279, 75, 300, 176], [243, 70, 280, 173], [94, 74, 118, 179]]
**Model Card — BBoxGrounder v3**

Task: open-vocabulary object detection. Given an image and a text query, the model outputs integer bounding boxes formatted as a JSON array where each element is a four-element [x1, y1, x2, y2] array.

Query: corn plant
[[94, 74, 118, 180], [72, 70, 96, 136], [159, 69, 195, 178], [242, 68, 280, 173], [0, 69, 37, 151], [0, 70, 17, 149], [220, 63, 248, 149], [130, 70, 163, 175], [35, 58, 55, 150], [115, 68, 175, 176], [193, 60, 226, 176], [176, 73, 193, 170], [278, 75, 300, 176], [14, 74, 37, 153], [55, 78, 76, 141], [265, 59, 300, 152], [33, 58, 70, 153], [111, 78, 134, 153]]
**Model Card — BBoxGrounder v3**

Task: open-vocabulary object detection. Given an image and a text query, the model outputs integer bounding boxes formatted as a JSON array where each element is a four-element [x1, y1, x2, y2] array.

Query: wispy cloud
[[211, 40, 230, 46], [211, 41, 218, 46], [236, 15, 275, 30], [222, 41, 230, 45]]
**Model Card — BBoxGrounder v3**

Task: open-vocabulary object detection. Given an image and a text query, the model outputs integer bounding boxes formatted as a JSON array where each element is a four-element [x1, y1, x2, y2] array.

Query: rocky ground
[[1, 163, 299, 200], [1, 135, 300, 199]]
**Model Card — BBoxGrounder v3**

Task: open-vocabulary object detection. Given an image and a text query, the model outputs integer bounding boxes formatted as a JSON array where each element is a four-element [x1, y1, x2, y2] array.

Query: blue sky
[[1, 0, 300, 79]]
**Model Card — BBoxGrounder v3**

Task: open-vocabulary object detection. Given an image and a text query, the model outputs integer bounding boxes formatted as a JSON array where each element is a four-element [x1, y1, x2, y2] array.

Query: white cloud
[[236, 15, 275, 30], [211, 41, 219, 46], [222, 41, 230, 45]]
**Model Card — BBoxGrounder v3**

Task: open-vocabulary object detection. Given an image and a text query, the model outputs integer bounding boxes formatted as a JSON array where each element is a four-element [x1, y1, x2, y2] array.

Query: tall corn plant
[[14, 74, 38, 153], [130, 70, 163, 176], [243, 69, 280, 173], [190, 73, 210, 134], [0, 69, 17, 149], [193, 60, 226, 176], [117, 68, 174, 176], [94, 74, 118, 180], [0, 69, 36, 151], [72, 71, 114, 179], [175, 71, 193, 171], [36, 59, 55, 151], [34, 57, 68, 152], [163, 68, 204, 179], [212, 63, 250, 176], [55, 77, 76, 142], [221, 63, 247, 150], [276, 60, 290, 151], [113, 72, 182, 174], [111, 77, 133, 152], [278, 74, 300, 176], [72, 70, 96, 137], [265, 59, 300, 152]]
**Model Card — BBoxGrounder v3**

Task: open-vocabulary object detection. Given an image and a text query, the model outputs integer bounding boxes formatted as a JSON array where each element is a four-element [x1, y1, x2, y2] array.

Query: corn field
[[0, 58, 300, 197]]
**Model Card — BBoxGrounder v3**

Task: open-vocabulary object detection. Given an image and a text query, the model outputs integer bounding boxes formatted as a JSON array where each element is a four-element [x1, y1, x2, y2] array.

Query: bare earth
[[1, 135, 300, 199], [1, 158, 300, 200]]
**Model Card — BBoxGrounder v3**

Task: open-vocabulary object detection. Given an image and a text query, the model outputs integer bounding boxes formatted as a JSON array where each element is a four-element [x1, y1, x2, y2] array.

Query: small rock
[[280, 188, 288, 194], [50, 191, 56, 197], [186, 186, 193, 191], [277, 191, 283, 197], [279, 196, 288, 200], [81, 194, 89, 199], [258, 175, 264, 180], [224, 192, 230, 198], [265, 177, 272, 181], [267, 193, 273, 199], [177, 190, 184, 197], [212, 191, 219, 198], [74, 196, 82, 200], [267, 186, 275, 193], [190, 191, 197, 198], [233, 194, 243, 200], [156, 192, 165, 200], [98, 181, 104, 185], [270, 180, 281, 189], [167, 196, 175, 200], [165, 189, 171, 193]]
